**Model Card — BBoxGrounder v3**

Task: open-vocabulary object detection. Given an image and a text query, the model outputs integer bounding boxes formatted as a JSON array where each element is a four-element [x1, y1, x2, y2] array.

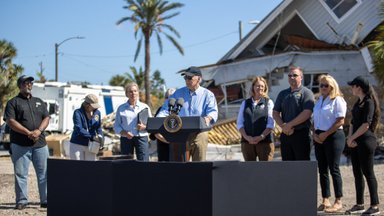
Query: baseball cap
[[17, 75, 34, 87], [181, 66, 202, 77], [347, 76, 369, 92], [84, 94, 101, 109]]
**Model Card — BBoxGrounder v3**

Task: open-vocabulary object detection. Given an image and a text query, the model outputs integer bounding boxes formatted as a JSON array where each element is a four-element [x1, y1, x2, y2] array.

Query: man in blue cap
[[157, 66, 218, 161]]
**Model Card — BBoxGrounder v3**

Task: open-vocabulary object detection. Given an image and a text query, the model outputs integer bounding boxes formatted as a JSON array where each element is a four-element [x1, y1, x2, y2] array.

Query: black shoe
[[362, 207, 380, 215], [345, 204, 365, 214], [15, 203, 27, 210], [40, 203, 48, 208]]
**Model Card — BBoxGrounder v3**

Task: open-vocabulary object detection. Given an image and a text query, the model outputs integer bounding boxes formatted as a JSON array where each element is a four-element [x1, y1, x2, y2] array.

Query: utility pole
[[239, 20, 243, 41], [55, 36, 85, 81]]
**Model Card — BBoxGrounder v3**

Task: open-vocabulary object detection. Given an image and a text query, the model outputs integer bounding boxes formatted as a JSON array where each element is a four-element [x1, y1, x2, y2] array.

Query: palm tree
[[369, 2, 384, 87], [109, 66, 145, 89], [0, 40, 23, 121], [116, 0, 184, 107]]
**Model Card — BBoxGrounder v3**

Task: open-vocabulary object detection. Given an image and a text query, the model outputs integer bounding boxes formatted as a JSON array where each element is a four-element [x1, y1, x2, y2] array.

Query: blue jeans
[[10, 144, 49, 205], [120, 136, 149, 161]]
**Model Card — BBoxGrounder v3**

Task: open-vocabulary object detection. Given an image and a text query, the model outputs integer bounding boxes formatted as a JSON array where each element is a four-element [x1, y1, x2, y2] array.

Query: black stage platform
[[47, 159, 317, 216]]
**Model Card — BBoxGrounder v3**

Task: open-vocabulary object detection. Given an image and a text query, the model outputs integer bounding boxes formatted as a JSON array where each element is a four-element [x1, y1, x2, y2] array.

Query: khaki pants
[[241, 141, 275, 161], [186, 131, 208, 161]]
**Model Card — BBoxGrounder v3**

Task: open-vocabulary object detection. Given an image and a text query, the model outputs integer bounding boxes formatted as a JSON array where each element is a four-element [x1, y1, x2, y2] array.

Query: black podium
[[47, 159, 317, 216], [147, 116, 211, 161]]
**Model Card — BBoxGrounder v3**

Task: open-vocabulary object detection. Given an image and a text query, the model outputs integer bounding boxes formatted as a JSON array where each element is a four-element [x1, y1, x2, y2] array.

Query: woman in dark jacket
[[236, 76, 275, 161], [345, 76, 380, 215], [70, 94, 103, 161]]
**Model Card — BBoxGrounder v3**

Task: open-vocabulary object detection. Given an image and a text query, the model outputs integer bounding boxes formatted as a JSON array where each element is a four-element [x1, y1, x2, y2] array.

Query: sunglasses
[[184, 75, 193, 80], [23, 81, 34, 86], [320, 83, 329, 88], [288, 74, 299, 78]]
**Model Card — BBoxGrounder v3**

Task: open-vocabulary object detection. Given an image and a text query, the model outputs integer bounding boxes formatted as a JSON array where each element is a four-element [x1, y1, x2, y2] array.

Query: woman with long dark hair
[[345, 76, 381, 215]]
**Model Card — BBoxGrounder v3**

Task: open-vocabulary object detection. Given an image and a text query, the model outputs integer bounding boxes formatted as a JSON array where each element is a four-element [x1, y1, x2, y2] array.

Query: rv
[[31, 82, 127, 133]]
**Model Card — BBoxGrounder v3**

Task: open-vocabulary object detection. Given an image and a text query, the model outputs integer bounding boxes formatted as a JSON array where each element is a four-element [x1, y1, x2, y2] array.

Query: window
[[322, 0, 360, 19], [304, 73, 327, 94]]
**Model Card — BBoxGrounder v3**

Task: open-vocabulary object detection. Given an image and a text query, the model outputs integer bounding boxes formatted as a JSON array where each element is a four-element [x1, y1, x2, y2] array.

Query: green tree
[[109, 66, 165, 97], [109, 74, 129, 87], [109, 66, 145, 89], [35, 62, 47, 83], [151, 70, 165, 98], [369, 2, 384, 88], [0, 39, 24, 121], [116, 0, 184, 108]]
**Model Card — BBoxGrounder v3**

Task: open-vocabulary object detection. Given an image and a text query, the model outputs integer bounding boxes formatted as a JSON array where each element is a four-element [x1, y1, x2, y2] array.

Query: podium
[[47, 159, 317, 216], [147, 116, 211, 161]]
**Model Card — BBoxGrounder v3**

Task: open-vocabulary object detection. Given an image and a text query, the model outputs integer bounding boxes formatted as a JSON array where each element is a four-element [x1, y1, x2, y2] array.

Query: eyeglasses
[[288, 74, 300, 78], [23, 81, 34, 86], [320, 83, 329, 88], [184, 75, 193, 80]]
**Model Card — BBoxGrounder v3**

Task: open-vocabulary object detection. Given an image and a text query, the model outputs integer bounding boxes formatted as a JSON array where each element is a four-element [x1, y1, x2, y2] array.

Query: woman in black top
[[345, 76, 380, 215]]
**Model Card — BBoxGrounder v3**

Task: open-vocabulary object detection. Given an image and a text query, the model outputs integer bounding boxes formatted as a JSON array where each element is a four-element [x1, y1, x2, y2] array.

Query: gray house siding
[[299, 0, 382, 45]]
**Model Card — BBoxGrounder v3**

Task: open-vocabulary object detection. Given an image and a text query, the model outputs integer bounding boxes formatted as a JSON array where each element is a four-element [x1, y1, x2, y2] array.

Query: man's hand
[[282, 123, 294, 136], [121, 131, 134, 139], [28, 129, 41, 142], [155, 133, 169, 143], [137, 121, 146, 131], [204, 116, 212, 126]]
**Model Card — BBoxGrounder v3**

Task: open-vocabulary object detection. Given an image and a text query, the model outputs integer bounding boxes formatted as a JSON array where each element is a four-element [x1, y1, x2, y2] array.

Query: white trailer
[[32, 82, 127, 133]]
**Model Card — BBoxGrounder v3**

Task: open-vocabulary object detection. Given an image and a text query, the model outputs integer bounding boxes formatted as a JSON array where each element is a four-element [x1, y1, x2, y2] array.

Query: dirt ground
[[1, 155, 384, 216]]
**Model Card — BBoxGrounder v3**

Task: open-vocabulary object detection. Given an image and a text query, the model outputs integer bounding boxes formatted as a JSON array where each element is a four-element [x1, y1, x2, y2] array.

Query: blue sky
[[1, 0, 282, 89]]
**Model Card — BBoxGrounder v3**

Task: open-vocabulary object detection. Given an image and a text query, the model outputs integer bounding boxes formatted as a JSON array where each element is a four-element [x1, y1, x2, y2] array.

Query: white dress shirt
[[313, 95, 346, 131]]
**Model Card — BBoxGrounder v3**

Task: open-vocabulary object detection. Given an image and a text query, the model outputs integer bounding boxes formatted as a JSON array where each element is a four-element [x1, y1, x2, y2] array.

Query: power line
[[62, 55, 112, 74], [17, 30, 237, 59]]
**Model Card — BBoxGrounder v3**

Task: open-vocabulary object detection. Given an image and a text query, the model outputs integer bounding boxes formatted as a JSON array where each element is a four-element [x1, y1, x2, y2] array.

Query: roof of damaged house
[[221, 0, 383, 62], [191, 0, 383, 86]]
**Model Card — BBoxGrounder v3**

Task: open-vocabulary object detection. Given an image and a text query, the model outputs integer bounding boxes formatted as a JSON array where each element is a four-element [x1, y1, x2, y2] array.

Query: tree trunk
[[144, 33, 152, 108]]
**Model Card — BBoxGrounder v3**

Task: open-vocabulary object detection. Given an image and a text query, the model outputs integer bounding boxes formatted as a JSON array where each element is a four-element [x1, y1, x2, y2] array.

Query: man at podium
[[157, 66, 218, 161]]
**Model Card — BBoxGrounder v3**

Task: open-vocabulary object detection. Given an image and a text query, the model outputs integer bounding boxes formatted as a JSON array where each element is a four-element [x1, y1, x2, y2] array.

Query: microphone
[[175, 98, 184, 114], [168, 98, 176, 113]]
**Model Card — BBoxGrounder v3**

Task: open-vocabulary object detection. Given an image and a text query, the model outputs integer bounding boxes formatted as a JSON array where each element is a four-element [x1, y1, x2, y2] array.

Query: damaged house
[[197, 0, 383, 119]]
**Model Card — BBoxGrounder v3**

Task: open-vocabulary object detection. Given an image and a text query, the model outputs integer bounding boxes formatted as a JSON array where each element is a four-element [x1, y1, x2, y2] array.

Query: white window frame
[[319, 0, 362, 23]]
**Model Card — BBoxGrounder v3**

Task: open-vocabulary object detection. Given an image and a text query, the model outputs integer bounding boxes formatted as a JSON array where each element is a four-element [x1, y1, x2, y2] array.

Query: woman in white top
[[313, 75, 347, 213]]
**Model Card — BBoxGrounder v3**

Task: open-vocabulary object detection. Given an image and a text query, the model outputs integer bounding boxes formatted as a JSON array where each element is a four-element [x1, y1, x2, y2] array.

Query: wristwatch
[[38, 128, 44, 133]]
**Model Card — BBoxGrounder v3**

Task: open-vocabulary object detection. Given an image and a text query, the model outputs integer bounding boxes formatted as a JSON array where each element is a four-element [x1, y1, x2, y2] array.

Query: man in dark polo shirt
[[273, 66, 314, 161], [4, 75, 50, 210]]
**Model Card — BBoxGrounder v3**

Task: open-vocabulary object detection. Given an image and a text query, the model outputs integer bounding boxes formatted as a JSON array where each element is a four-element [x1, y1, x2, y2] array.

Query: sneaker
[[14, 203, 27, 210], [345, 204, 365, 214], [362, 207, 380, 215]]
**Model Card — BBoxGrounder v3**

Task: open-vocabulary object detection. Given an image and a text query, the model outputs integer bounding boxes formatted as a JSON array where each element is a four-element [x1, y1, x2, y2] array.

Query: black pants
[[350, 134, 379, 205], [315, 129, 345, 198], [280, 128, 311, 161], [157, 140, 169, 161]]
